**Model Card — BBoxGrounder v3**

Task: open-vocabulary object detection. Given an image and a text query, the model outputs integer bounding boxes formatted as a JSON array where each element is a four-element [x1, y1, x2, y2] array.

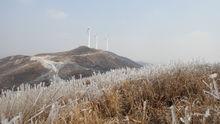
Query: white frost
[[31, 55, 63, 73]]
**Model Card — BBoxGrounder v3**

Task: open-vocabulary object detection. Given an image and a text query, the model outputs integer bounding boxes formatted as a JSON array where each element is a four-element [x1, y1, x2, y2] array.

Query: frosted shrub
[[203, 73, 220, 100], [170, 105, 178, 124], [180, 106, 192, 124], [1, 113, 22, 124], [46, 102, 60, 123], [0, 67, 148, 123], [0, 61, 219, 123]]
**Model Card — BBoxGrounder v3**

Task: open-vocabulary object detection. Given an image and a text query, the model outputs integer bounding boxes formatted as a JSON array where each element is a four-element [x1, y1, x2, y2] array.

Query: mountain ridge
[[0, 46, 141, 90]]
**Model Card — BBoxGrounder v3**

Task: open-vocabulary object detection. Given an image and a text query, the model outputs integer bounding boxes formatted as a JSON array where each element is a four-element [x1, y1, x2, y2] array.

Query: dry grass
[[1, 62, 220, 124], [63, 63, 220, 124]]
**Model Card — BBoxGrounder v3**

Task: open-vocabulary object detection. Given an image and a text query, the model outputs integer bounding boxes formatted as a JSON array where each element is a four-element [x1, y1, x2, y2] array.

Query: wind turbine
[[95, 35, 98, 49], [87, 27, 91, 48]]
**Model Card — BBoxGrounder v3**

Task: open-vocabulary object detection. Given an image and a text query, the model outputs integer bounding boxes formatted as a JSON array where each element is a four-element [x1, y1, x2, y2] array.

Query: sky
[[0, 0, 220, 64]]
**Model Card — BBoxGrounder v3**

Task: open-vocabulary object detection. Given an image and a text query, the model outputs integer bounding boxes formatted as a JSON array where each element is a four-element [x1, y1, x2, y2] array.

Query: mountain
[[0, 46, 141, 90]]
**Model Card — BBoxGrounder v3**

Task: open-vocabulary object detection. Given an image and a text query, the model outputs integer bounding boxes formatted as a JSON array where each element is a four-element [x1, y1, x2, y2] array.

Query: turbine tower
[[95, 35, 98, 49], [87, 27, 91, 48]]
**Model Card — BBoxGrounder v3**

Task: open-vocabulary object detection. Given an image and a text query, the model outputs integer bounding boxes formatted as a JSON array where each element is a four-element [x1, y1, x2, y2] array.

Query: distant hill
[[0, 46, 141, 90], [136, 61, 153, 66]]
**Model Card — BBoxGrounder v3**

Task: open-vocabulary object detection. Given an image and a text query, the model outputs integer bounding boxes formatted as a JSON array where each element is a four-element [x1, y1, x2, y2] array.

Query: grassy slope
[[1, 62, 220, 124]]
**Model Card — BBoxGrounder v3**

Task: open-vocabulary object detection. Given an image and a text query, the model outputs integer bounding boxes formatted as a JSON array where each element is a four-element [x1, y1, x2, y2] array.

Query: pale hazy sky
[[0, 0, 220, 63]]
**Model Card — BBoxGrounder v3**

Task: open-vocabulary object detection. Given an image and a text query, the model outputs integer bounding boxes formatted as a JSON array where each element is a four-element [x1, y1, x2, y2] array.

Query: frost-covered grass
[[0, 62, 220, 124]]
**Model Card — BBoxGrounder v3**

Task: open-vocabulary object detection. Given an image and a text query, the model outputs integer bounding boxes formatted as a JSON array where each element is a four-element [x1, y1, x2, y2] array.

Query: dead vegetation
[[1, 62, 220, 124]]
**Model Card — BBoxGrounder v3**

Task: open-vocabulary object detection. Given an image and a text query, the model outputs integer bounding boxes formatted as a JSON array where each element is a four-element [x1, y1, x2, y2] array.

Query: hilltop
[[0, 46, 141, 90]]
